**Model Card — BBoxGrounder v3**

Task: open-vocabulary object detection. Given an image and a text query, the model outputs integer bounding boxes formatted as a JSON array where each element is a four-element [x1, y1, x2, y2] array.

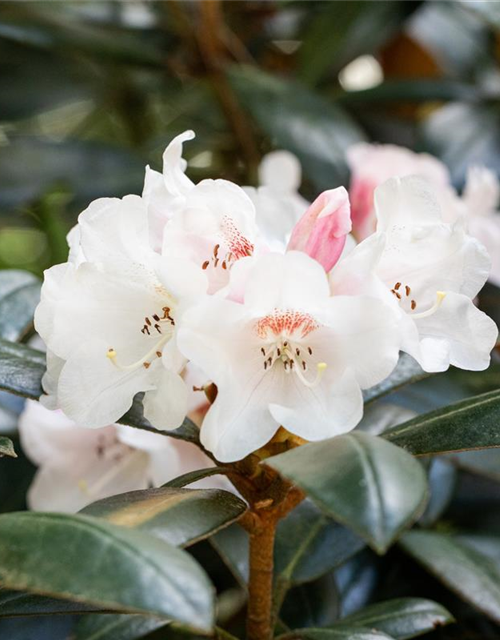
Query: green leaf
[[0, 588, 100, 616], [383, 389, 500, 456], [210, 523, 248, 586], [419, 458, 457, 527], [163, 467, 231, 488], [278, 628, 394, 640], [75, 614, 167, 640], [400, 530, 500, 625], [266, 433, 427, 554], [280, 573, 339, 631], [460, 0, 500, 29], [338, 79, 476, 106], [228, 65, 365, 191], [0, 270, 40, 342], [0, 511, 214, 630], [363, 354, 428, 405], [298, 1, 416, 85], [0, 339, 45, 399], [450, 448, 500, 482], [0, 436, 16, 459], [337, 597, 454, 639], [275, 500, 365, 585], [80, 486, 246, 547]]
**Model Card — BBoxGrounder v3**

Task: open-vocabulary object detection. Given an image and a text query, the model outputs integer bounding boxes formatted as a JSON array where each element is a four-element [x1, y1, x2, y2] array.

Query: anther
[[308, 347, 313, 355], [154, 324, 161, 333], [156, 351, 162, 358], [302, 361, 306, 370], [261, 347, 266, 356], [222, 261, 227, 270], [202, 261, 210, 270], [296, 348, 300, 356], [145, 317, 151, 326], [153, 314, 160, 322], [143, 362, 150, 369], [394, 282, 401, 290], [405, 285, 411, 297], [411, 300, 417, 310]]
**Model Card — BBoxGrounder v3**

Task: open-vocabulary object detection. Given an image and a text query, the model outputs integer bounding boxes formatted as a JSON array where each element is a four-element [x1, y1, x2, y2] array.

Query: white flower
[[244, 150, 310, 249], [462, 166, 500, 288], [35, 194, 197, 430], [144, 130, 258, 294], [332, 176, 498, 373], [347, 143, 453, 240], [19, 401, 213, 513], [178, 251, 400, 462]]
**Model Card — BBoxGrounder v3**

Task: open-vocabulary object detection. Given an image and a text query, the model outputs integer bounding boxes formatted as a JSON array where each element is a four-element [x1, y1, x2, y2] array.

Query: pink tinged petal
[[287, 187, 352, 272]]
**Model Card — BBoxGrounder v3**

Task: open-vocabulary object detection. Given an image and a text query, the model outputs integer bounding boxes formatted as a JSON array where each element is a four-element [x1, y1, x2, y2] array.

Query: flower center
[[256, 310, 327, 387], [390, 281, 446, 319], [106, 305, 176, 371], [201, 216, 254, 271]]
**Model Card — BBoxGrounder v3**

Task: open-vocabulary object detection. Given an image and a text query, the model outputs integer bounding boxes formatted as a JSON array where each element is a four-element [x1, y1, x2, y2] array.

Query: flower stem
[[246, 511, 278, 640]]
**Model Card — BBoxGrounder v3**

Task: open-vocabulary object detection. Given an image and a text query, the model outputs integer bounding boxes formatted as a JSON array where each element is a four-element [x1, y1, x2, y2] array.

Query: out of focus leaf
[[459, 1, 500, 30], [266, 433, 427, 554], [420, 103, 500, 186], [80, 486, 246, 547], [409, 2, 492, 78], [336, 597, 454, 639], [0, 436, 16, 459], [0, 5, 163, 66], [0, 512, 214, 630], [299, 1, 417, 85], [335, 551, 380, 617], [0, 137, 145, 210], [280, 573, 339, 631], [228, 65, 365, 190], [75, 613, 167, 640], [210, 523, 248, 586], [419, 458, 457, 527], [0, 270, 40, 342], [400, 530, 500, 624], [278, 628, 394, 640], [383, 389, 500, 456], [363, 354, 428, 405], [450, 448, 500, 483], [339, 79, 477, 105]]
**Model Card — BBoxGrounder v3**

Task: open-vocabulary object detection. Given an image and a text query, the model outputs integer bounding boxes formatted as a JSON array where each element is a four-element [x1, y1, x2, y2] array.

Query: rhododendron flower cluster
[[35, 131, 498, 463]]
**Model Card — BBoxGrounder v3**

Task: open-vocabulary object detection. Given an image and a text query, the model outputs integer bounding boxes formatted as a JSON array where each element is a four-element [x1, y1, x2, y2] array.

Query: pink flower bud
[[287, 187, 352, 272]]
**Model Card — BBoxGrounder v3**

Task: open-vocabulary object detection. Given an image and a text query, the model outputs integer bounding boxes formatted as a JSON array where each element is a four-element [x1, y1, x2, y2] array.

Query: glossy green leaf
[[278, 628, 394, 640], [0, 436, 16, 459], [0, 339, 45, 399], [299, 1, 416, 84], [0, 512, 214, 630], [81, 486, 246, 547], [163, 467, 231, 488], [228, 65, 365, 191], [363, 354, 428, 405], [275, 500, 365, 585], [383, 389, 500, 456], [400, 531, 500, 624], [0, 270, 40, 342], [280, 573, 339, 631], [75, 614, 167, 640], [450, 448, 500, 482], [337, 597, 453, 639], [210, 523, 248, 586], [419, 458, 457, 527], [0, 588, 100, 616], [266, 433, 427, 553]]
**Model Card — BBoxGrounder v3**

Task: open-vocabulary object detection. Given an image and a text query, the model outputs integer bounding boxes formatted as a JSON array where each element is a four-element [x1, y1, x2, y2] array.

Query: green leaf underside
[[400, 530, 500, 625], [337, 597, 454, 639], [0, 588, 102, 617], [80, 486, 246, 547], [0, 512, 214, 631], [75, 613, 168, 640], [0, 270, 40, 342], [266, 433, 427, 553], [383, 389, 500, 456], [0, 436, 16, 458]]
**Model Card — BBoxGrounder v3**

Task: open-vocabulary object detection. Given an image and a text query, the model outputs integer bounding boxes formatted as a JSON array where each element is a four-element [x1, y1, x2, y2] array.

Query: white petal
[[244, 251, 330, 314], [269, 369, 363, 441], [259, 150, 302, 193], [57, 341, 155, 428], [162, 130, 195, 197], [408, 292, 498, 372], [143, 368, 188, 431]]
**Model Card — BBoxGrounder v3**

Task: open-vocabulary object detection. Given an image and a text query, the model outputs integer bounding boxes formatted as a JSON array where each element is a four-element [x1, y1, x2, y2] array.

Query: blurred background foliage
[[2, 0, 500, 274]]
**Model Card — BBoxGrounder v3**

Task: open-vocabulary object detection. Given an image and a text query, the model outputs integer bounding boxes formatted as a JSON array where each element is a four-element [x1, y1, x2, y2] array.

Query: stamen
[[294, 362, 327, 388], [107, 334, 170, 372], [411, 292, 446, 320]]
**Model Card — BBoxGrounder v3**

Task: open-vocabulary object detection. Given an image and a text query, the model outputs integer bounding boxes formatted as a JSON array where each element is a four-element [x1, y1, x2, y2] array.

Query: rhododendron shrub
[[0, 131, 498, 640]]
